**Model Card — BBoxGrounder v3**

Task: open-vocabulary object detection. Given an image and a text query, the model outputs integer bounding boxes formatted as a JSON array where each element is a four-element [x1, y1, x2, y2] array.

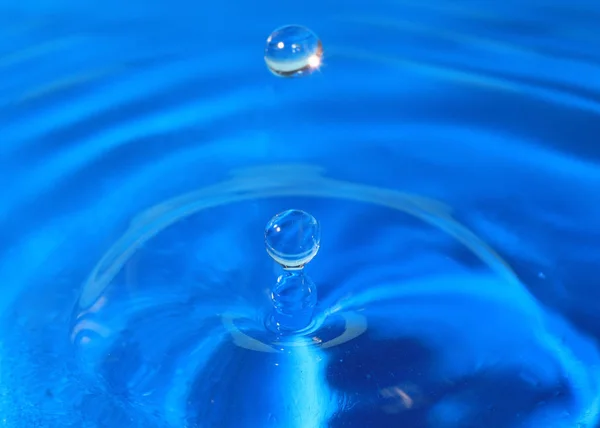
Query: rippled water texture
[[1, 1, 600, 427]]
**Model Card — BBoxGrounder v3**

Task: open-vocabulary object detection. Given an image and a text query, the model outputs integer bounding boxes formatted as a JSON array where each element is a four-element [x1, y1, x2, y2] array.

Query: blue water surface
[[1, 0, 600, 427]]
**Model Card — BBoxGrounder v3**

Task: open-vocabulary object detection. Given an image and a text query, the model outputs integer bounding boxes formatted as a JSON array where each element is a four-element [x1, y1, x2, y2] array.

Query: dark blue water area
[[1, 0, 600, 427]]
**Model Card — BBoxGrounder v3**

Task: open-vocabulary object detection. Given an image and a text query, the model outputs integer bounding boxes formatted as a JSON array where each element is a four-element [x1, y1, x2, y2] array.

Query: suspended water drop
[[264, 25, 323, 77], [264, 209, 320, 270]]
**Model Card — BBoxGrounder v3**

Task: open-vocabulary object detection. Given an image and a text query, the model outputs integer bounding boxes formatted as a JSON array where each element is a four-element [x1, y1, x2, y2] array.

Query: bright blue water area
[[1, 0, 600, 427]]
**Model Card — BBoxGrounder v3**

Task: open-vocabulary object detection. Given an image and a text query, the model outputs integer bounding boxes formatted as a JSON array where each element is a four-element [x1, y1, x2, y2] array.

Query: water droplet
[[264, 25, 323, 77], [264, 209, 320, 270]]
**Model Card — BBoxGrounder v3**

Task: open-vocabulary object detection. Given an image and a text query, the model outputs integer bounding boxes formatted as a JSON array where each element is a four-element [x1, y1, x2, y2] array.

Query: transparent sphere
[[264, 209, 321, 269], [264, 25, 323, 77]]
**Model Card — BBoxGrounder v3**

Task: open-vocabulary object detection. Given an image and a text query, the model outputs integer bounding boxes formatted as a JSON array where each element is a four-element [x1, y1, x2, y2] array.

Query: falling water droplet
[[264, 209, 321, 270], [264, 25, 323, 77]]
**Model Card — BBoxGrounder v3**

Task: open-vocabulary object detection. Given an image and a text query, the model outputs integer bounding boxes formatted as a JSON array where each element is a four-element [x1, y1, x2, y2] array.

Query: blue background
[[0, 0, 599, 426]]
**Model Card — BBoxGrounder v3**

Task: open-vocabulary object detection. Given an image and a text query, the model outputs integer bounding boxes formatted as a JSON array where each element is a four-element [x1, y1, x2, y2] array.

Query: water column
[[264, 209, 321, 332]]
